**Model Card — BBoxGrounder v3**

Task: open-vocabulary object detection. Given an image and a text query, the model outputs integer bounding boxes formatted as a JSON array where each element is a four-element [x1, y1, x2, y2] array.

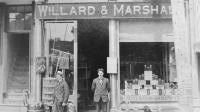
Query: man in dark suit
[[52, 71, 70, 112], [91, 68, 110, 112]]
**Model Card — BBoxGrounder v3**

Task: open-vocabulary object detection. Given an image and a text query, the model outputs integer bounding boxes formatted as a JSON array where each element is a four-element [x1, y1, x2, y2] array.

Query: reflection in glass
[[8, 5, 32, 31], [46, 23, 75, 94], [120, 42, 178, 107]]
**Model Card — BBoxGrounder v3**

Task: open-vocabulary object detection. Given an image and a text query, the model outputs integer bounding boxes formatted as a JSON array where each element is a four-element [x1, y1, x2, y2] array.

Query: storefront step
[[120, 102, 179, 112], [3, 98, 25, 105], [0, 104, 27, 112], [5, 92, 26, 99]]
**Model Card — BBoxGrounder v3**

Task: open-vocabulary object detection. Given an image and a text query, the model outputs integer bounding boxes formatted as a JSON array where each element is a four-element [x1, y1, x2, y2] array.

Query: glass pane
[[47, 22, 75, 95], [8, 5, 32, 31], [120, 42, 178, 110], [9, 19, 16, 31], [25, 6, 32, 13], [8, 6, 17, 13], [17, 6, 24, 13], [9, 13, 17, 19], [24, 13, 32, 30], [15, 18, 24, 30], [15, 13, 24, 19]]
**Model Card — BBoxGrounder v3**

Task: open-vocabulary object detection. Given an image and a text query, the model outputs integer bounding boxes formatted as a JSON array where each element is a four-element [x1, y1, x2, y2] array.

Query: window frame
[[6, 5, 32, 33]]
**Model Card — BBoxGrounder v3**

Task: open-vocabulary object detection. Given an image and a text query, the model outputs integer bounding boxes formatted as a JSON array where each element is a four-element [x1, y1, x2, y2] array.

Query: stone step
[[4, 98, 25, 105], [6, 93, 26, 99], [0, 104, 27, 112]]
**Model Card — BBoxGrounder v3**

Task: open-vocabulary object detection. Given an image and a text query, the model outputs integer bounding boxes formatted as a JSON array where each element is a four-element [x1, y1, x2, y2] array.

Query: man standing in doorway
[[91, 68, 110, 112], [52, 71, 70, 112]]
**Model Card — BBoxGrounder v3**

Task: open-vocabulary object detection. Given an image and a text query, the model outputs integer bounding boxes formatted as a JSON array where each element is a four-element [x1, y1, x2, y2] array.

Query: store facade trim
[[35, 2, 172, 19], [0, 0, 200, 112]]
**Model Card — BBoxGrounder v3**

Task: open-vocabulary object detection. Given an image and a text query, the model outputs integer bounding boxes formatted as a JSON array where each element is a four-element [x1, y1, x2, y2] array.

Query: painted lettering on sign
[[38, 5, 96, 17], [113, 5, 171, 16], [36, 2, 172, 19]]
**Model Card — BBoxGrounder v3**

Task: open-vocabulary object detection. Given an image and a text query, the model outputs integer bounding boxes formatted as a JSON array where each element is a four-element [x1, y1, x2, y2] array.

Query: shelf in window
[[43, 98, 53, 100], [43, 85, 55, 88], [43, 92, 54, 94], [78, 67, 88, 69]]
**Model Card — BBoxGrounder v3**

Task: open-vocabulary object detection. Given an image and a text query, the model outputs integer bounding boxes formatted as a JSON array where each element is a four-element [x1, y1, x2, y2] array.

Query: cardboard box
[[151, 80, 158, 85], [150, 89, 159, 95], [138, 89, 147, 95], [138, 80, 146, 85]]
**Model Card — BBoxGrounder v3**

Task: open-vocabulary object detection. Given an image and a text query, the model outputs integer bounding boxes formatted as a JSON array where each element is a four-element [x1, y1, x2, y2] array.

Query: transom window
[[7, 5, 32, 31]]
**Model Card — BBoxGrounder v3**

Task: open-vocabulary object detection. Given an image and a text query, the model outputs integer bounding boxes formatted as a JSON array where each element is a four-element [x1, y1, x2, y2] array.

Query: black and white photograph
[[0, 0, 199, 112]]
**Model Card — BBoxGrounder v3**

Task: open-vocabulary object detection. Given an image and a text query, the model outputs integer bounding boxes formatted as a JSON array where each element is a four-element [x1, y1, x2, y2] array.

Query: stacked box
[[125, 81, 132, 89], [138, 89, 147, 95], [151, 80, 158, 85], [150, 89, 159, 95], [144, 71, 153, 80], [164, 89, 173, 95], [138, 80, 146, 85], [132, 85, 140, 89], [125, 89, 133, 96], [157, 85, 164, 89], [144, 85, 152, 89]]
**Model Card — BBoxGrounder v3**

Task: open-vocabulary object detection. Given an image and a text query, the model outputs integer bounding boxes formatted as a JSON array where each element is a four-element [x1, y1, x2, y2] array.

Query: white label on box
[[144, 71, 153, 80], [152, 80, 158, 85], [132, 85, 140, 89], [144, 85, 152, 89], [157, 85, 164, 89], [139, 89, 147, 95], [138, 80, 146, 85], [150, 89, 159, 95], [165, 89, 172, 95]]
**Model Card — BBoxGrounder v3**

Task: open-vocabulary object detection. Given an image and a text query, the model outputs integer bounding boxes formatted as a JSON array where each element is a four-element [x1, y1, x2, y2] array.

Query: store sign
[[107, 57, 117, 74], [36, 2, 172, 19]]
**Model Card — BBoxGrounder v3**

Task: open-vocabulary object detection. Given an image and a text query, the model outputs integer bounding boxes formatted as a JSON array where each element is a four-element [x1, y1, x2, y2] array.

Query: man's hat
[[57, 71, 64, 77]]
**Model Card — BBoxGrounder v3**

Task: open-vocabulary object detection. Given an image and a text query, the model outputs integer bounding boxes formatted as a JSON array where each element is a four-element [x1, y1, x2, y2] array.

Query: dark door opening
[[4, 33, 29, 104], [78, 20, 109, 111]]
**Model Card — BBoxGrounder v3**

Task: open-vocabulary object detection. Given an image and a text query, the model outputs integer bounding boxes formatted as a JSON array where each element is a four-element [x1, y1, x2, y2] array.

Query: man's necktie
[[100, 79, 103, 85]]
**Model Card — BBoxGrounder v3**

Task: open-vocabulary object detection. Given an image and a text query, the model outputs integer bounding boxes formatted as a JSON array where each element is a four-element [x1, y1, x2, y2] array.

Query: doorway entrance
[[77, 20, 109, 112], [4, 33, 29, 104]]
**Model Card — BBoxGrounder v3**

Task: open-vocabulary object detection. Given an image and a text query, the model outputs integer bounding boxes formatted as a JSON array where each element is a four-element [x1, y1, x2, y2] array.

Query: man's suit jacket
[[54, 79, 70, 104], [91, 77, 110, 102]]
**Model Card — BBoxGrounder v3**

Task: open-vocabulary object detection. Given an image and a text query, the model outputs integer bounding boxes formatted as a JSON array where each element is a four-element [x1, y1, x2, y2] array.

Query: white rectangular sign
[[107, 57, 117, 74]]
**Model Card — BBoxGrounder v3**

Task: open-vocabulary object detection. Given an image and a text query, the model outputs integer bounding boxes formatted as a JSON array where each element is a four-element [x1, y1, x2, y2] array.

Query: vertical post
[[0, 4, 5, 104], [171, 0, 193, 112], [189, 0, 200, 111], [35, 19, 42, 101], [32, 2, 42, 101], [190, 0, 200, 97], [109, 20, 118, 112]]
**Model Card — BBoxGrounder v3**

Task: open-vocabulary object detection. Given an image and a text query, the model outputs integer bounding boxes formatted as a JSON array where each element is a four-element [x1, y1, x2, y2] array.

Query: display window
[[120, 42, 178, 110]]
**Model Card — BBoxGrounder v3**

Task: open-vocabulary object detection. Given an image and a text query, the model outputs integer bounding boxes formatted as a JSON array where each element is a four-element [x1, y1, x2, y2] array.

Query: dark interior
[[7, 34, 29, 92], [120, 42, 171, 89], [77, 20, 109, 111]]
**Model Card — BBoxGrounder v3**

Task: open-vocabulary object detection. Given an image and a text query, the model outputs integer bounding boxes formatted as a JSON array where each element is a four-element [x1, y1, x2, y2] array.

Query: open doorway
[[77, 20, 109, 111], [4, 33, 29, 104]]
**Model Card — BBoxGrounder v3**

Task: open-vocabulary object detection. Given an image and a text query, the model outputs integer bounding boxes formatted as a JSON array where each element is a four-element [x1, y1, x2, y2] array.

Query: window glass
[[8, 5, 32, 31], [25, 6, 32, 13], [46, 22, 75, 95], [120, 42, 178, 110]]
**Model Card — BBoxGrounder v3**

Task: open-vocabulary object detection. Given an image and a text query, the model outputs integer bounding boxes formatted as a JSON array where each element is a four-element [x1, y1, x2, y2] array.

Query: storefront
[[34, 1, 180, 112], [0, 0, 199, 112]]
